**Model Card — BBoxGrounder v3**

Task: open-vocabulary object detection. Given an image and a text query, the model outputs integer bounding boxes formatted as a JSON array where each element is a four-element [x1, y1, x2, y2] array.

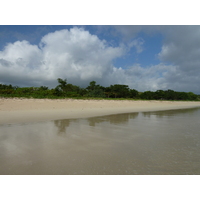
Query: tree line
[[0, 78, 199, 101]]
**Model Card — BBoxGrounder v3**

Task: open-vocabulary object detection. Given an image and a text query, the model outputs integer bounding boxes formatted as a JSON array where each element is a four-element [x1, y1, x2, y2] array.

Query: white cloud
[[156, 26, 200, 93], [113, 25, 200, 93], [108, 63, 172, 92], [0, 27, 125, 87], [128, 38, 145, 53]]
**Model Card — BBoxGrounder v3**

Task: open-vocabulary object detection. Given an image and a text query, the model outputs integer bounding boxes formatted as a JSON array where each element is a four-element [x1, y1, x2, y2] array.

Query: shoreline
[[1, 98, 200, 125]]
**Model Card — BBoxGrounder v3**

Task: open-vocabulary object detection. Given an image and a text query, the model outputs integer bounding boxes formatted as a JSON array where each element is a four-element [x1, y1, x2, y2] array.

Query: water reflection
[[1, 108, 200, 175], [54, 119, 71, 134], [54, 119, 77, 136], [142, 107, 200, 118], [53, 113, 139, 136], [87, 112, 139, 127]]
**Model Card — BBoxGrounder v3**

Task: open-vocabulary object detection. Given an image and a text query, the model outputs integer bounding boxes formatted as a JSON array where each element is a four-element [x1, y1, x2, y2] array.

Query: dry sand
[[1, 98, 200, 124]]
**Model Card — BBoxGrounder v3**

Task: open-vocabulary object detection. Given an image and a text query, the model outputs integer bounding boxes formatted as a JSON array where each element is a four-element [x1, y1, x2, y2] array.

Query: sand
[[1, 98, 200, 124]]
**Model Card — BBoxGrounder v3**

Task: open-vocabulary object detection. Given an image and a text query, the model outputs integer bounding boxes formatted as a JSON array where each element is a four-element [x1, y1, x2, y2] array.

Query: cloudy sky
[[0, 25, 200, 93]]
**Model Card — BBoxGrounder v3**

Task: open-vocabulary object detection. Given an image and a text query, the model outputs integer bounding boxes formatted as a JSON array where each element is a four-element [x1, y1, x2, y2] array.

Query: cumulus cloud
[[0, 26, 162, 91], [0, 40, 44, 85], [112, 25, 200, 93], [106, 63, 173, 92], [157, 26, 200, 93], [40, 28, 124, 81], [128, 38, 145, 53], [0, 27, 125, 87]]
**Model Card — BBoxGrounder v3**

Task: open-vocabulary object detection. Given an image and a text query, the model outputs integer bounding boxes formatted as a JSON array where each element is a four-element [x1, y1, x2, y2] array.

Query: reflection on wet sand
[[87, 112, 138, 127], [53, 113, 139, 136], [0, 108, 200, 175], [54, 119, 77, 136], [142, 107, 199, 118]]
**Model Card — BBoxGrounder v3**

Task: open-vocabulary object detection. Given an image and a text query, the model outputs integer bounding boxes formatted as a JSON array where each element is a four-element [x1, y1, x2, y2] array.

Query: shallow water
[[0, 108, 200, 175]]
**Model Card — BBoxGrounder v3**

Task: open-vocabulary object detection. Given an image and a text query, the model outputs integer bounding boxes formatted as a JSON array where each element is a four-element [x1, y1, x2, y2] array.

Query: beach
[[1, 98, 200, 125], [1, 99, 200, 175]]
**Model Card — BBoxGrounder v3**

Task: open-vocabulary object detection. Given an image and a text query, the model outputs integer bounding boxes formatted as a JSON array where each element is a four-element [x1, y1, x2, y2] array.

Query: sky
[[1, 25, 200, 94]]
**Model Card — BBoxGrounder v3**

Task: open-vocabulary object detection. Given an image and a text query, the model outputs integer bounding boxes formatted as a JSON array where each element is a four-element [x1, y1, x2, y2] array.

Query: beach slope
[[1, 98, 200, 124]]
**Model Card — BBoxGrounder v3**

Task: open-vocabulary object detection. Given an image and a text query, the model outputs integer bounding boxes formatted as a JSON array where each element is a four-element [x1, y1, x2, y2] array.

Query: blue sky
[[0, 25, 163, 67], [1, 25, 200, 94]]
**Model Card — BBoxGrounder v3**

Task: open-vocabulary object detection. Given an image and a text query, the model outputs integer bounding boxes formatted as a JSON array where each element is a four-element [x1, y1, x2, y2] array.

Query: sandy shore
[[1, 98, 200, 124]]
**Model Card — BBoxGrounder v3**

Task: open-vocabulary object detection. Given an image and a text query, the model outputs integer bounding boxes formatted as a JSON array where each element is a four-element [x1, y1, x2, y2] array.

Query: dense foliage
[[0, 78, 199, 101]]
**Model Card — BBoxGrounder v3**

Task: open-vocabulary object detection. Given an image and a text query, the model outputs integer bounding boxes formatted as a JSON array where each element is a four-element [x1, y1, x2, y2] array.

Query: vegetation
[[0, 78, 199, 101]]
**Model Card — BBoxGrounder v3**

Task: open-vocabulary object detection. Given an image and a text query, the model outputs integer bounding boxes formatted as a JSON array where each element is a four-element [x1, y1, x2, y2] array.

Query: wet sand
[[0, 98, 200, 124], [1, 108, 200, 175]]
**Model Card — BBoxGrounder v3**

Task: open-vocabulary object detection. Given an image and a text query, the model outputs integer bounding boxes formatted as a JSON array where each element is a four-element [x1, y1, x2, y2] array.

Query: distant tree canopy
[[0, 79, 199, 100], [86, 81, 105, 98], [140, 89, 198, 101]]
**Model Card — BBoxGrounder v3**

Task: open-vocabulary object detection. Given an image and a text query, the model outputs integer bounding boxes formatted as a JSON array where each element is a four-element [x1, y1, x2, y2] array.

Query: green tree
[[54, 78, 69, 97], [86, 81, 105, 97], [57, 78, 67, 92], [109, 84, 130, 98], [129, 89, 139, 98], [165, 89, 178, 100], [154, 90, 165, 100], [187, 92, 198, 100], [140, 91, 155, 100], [39, 86, 48, 91]]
